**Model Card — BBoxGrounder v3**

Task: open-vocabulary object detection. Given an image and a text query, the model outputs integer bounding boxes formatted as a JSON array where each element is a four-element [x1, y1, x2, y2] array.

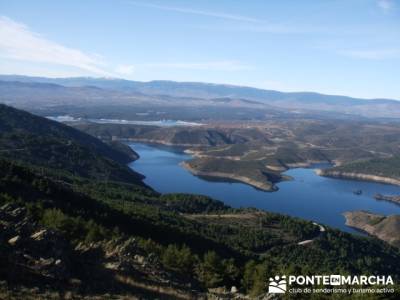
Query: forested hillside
[[0, 104, 144, 184]]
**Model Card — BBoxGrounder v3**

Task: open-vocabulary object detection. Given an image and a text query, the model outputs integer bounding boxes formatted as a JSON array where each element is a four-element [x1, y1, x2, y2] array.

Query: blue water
[[47, 116, 203, 127], [128, 143, 400, 233]]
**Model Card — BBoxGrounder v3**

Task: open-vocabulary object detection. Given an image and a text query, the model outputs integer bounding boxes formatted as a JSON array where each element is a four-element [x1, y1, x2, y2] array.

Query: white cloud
[[0, 16, 113, 76], [128, 1, 264, 24], [127, 1, 313, 34], [340, 49, 400, 59], [377, 0, 394, 13], [115, 64, 135, 75], [0, 16, 251, 78], [140, 61, 253, 71]]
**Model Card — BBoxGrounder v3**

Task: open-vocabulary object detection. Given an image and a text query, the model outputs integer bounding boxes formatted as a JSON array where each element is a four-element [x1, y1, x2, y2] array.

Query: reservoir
[[129, 143, 400, 233]]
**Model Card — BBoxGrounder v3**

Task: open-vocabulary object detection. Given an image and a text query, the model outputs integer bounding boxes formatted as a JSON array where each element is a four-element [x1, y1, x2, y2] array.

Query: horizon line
[[0, 73, 398, 102]]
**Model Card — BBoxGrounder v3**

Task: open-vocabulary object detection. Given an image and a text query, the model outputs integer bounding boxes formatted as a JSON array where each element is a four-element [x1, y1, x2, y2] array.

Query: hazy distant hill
[[0, 74, 397, 104], [1, 75, 400, 118], [0, 80, 290, 122], [0, 80, 147, 107]]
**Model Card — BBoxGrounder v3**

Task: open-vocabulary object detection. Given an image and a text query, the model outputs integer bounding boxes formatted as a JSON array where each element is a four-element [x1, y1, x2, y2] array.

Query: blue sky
[[0, 0, 399, 99]]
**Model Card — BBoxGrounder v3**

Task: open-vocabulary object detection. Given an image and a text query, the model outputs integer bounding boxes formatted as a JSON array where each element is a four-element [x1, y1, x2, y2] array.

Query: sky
[[0, 0, 399, 99]]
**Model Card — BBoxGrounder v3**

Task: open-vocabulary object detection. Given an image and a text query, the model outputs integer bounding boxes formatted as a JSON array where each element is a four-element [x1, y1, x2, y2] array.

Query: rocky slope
[[0, 202, 205, 299]]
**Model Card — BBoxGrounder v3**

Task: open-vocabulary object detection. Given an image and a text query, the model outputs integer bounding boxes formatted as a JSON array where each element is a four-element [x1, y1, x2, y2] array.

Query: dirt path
[[297, 222, 325, 245]]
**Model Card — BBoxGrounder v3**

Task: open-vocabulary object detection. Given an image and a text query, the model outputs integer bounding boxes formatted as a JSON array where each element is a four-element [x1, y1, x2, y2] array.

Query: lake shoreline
[[343, 211, 400, 248], [129, 142, 400, 234], [129, 140, 400, 190], [316, 169, 400, 187]]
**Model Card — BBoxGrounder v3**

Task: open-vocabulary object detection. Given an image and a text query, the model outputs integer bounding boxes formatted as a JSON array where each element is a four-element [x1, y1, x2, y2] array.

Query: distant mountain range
[[0, 74, 399, 119]]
